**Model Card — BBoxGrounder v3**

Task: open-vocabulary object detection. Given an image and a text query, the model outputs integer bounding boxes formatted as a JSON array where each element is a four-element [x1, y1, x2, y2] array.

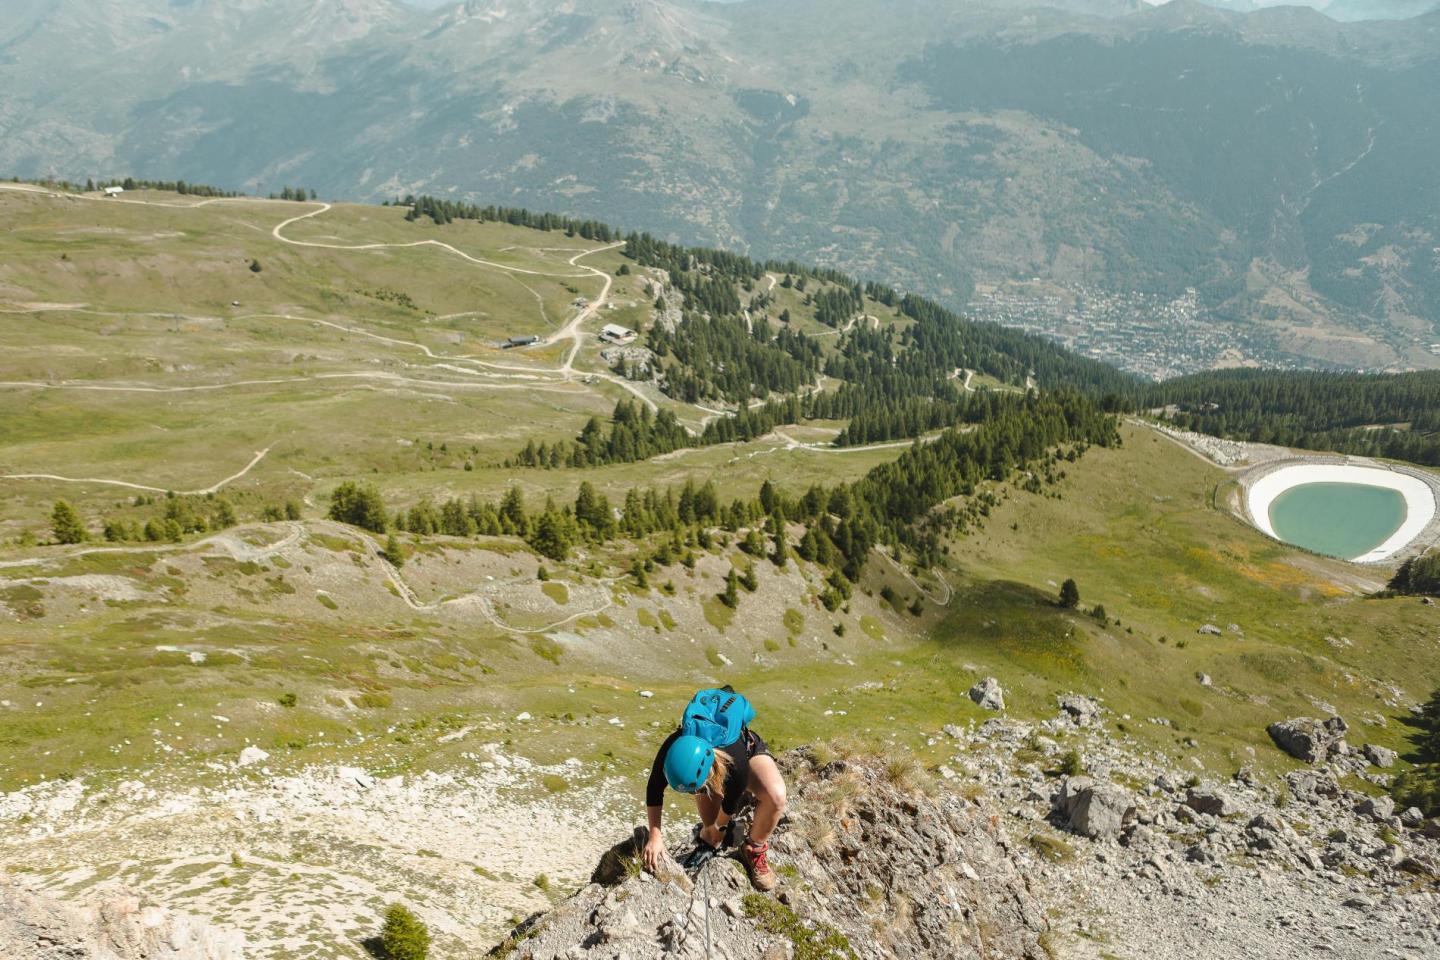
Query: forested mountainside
[[1139, 370, 1440, 465], [4, 0, 1439, 374]]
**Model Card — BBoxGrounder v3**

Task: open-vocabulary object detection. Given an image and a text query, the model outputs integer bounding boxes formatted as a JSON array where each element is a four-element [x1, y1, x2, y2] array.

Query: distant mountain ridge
[[3, 0, 1439, 373]]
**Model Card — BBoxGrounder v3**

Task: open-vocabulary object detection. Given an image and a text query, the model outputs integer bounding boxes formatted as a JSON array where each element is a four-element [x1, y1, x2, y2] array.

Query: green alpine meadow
[[0, 2, 1438, 958]]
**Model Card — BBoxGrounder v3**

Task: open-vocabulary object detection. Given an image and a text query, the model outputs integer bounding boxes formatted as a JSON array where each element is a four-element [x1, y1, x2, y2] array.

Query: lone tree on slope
[[380, 902, 430, 960], [51, 500, 88, 545], [1059, 578, 1080, 609], [381, 533, 406, 569]]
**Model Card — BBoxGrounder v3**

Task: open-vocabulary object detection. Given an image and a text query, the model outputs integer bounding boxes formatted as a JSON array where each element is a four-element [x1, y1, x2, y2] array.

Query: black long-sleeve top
[[646, 728, 751, 816]]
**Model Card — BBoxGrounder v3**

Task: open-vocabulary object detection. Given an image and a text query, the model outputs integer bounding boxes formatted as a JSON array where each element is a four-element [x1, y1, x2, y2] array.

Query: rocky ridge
[[939, 697, 1439, 960], [504, 695, 1439, 959], [0, 877, 243, 960], [494, 749, 1050, 960], [3, 695, 1436, 959]]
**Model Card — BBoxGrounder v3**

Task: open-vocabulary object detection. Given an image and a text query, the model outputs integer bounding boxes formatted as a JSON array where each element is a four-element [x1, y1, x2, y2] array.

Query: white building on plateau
[[600, 323, 637, 344], [103, 186, 124, 197]]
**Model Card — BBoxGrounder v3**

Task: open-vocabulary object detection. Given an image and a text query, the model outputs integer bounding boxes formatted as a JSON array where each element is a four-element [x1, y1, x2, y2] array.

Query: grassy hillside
[[2, 184, 1437, 958]]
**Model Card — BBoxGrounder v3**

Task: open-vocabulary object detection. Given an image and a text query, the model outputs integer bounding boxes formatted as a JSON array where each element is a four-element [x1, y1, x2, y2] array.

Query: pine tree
[[1059, 578, 1080, 608], [500, 487, 528, 536], [328, 482, 387, 533], [720, 568, 740, 609], [382, 533, 406, 568], [770, 523, 789, 568], [574, 482, 613, 539], [529, 509, 571, 561], [51, 500, 88, 544], [380, 903, 430, 960], [213, 498, 238, 529], [440, 498, 477, 537]]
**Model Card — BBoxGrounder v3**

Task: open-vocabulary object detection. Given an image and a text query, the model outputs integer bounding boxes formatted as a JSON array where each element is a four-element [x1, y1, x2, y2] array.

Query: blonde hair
[[704, 749, 732, 798]]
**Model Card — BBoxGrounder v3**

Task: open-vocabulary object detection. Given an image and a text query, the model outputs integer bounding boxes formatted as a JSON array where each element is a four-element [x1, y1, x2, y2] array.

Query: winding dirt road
[[0, 185, 890, 471]]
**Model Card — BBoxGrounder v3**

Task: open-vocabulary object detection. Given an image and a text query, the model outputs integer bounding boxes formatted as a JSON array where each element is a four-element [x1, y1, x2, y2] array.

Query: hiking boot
[[740, 840, 777, 892]]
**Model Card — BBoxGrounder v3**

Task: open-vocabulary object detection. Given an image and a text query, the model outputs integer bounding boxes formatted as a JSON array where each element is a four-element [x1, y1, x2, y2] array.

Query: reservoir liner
[[1245, 461, 1438, 563]]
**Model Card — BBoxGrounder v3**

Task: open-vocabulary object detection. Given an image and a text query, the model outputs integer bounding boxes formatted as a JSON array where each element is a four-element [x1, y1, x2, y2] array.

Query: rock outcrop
[[1267, 716, 1348, 763], [496, 750, 1049, 959], [1056, 694, 1102, 727], [968, 677, 1005, 711], [0, 878, 244, 960]]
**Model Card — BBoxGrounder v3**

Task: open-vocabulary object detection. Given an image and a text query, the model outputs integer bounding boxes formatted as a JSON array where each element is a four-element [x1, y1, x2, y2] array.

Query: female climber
[[642, 687, 788, 892]]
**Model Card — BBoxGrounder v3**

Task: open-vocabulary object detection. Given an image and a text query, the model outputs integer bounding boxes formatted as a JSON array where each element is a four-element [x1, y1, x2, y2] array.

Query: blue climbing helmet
[[663, 735, 714, 794], [663, 687, 757, 793]]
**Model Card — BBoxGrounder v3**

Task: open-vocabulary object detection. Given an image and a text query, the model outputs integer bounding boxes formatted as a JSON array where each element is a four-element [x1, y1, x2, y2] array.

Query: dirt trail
[[270, 202, 612, 281], [0, 522, 303, 571], [771, 429, 932, 454], [0, 447, 270, 496]]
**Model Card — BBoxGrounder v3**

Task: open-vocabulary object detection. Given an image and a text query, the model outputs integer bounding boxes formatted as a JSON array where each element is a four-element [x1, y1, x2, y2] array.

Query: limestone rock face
[[969, 677, 1006, 711], [498, 751, 1049, 960], [1267, 716, 1348, 764], [0, 879, 245, 960]]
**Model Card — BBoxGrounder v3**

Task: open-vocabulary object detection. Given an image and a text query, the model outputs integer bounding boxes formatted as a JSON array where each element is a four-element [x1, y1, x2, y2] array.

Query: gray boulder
[[1247, 812, 1283, 833], [1057, 694, 1102, 727], [1286, 769, 1341, 802], [1362, 744, 1397, 769], [1056, 776, 1136, 840], [1198, 624, 1222, 636], [968, 677, 1005, 711], [1355, 796, 1396, 821], [1185, 785, 1239, 817], [1401, 807, 1426, 828], [1267, 716, 1348, 764]]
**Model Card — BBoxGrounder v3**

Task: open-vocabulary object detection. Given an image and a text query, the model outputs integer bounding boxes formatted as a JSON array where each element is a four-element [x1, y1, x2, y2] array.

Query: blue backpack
[[681, 687, 756, 748]]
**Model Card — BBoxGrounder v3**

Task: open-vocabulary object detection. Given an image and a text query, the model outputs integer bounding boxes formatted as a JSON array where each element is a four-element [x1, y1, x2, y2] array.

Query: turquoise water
[[1268, 482, 1406, 560]]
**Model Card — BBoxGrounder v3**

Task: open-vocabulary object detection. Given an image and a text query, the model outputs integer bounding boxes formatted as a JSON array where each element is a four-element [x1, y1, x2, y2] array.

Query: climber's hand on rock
[[643, 831, 665, 873]]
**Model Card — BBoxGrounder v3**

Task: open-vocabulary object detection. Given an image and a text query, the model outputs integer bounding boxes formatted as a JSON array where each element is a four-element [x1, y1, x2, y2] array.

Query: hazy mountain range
[[400, 0, 1435, 17], [4, 0, 1439, 372]]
